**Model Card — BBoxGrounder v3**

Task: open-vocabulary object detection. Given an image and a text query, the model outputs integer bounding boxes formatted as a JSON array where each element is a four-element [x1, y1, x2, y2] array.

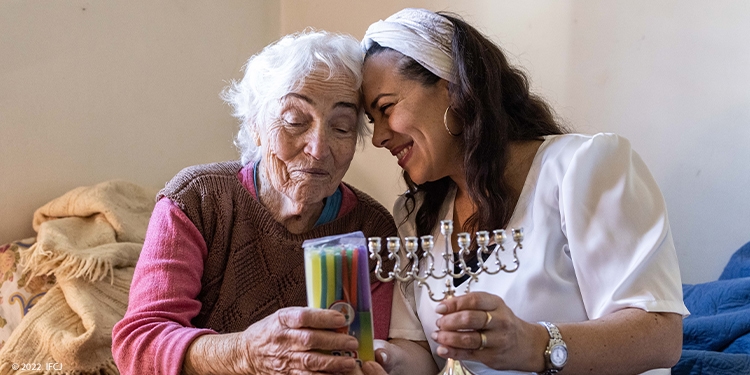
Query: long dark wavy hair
[[365, 12, 568, 237]]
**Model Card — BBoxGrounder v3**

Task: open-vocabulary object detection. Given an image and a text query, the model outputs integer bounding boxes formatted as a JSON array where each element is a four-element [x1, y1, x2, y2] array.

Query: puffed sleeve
[[560, 133, 689, 319], [388, 195, 429, 340]]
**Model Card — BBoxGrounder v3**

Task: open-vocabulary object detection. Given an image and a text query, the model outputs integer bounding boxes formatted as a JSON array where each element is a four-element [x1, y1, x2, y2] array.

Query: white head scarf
[[362, 8, 455, 83]]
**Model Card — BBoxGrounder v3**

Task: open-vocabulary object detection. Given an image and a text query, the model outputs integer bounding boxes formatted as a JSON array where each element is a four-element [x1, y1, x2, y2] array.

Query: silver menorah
[[368, 219, 524, 375]]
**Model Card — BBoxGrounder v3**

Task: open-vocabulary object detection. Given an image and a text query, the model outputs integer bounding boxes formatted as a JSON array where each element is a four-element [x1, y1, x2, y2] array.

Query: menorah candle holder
[[368, 219, 524, 375]]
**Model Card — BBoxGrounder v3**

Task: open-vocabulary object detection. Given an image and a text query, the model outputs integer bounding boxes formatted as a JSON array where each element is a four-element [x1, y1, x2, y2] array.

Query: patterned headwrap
[[362, 8, 455, 83]]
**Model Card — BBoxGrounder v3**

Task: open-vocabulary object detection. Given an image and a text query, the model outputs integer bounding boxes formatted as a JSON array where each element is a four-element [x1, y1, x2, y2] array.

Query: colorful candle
[[303, 234, 375, 364]]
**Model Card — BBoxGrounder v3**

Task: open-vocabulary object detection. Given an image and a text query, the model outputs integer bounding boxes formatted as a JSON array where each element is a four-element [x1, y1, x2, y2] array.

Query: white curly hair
[[221, 29, 368, 165]]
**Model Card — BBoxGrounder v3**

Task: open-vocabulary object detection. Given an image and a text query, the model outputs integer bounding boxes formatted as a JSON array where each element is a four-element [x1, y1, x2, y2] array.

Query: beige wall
[[2, 1, 749, 284], [0, 1, 280, 242]]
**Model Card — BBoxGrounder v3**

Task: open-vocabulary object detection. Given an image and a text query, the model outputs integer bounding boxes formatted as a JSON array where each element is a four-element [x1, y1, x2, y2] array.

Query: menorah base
[[438, 358, 476, 375]]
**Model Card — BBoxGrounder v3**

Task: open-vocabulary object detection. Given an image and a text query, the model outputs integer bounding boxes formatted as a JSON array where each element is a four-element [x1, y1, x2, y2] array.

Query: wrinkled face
[[362, 50, 461, 185], [259, 68, 359, 206]]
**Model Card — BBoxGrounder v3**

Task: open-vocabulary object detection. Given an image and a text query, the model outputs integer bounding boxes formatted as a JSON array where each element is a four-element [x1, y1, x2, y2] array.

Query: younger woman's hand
[[373, 338, 438, 375], [431, 292, 546, 372], [345, 361, 388, 375]]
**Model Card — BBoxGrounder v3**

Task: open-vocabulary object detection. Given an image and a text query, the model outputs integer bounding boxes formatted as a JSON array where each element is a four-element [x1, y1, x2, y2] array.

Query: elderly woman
[[361, 8, 689, 375], [112, 30, 396, 375]]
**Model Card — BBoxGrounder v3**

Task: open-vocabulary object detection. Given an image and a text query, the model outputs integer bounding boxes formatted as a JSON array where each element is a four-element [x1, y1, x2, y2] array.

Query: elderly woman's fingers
[[237, 307, 363, 374], [278, 307, 349, 329], [271, 308, 357, 352], [256, 351, 358, 374], [281, 327, 359, 352]]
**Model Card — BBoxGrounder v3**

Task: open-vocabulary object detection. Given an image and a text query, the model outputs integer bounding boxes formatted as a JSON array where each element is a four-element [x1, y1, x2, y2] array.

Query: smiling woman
[[360, 8, 688, 375], [364, 51, 460, 184], [111, 30, 396, 375]]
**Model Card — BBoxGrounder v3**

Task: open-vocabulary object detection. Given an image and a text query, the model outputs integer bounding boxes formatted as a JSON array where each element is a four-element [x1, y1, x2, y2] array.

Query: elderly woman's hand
[[243, 306, 362, 373], [430, 292, 547, 372], [184, 306, 360, 374]]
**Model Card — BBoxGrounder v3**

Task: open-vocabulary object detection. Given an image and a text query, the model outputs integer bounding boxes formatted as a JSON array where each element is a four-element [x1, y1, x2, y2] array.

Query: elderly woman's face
[[260, 69, 359, 206]]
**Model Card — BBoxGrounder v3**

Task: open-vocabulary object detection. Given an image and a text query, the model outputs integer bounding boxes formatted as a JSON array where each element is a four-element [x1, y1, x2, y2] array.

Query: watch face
[[550, 345, 568, 367]]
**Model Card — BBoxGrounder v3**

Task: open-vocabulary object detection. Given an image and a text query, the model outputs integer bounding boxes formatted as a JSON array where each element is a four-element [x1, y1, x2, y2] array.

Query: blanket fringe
[[21, 243, 116, 283]]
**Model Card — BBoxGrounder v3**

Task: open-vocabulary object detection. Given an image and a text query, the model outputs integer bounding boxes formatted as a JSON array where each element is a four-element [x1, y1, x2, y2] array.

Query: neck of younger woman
[[450, 139, 544, 233]]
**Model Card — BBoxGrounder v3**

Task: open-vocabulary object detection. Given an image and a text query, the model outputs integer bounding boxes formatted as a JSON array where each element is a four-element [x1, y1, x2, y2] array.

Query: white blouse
[[388, 133, 689, 375]]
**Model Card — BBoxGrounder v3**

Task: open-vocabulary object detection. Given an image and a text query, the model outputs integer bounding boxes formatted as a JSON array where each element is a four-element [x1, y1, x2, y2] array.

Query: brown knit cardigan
[[158, 161, 396, 333]]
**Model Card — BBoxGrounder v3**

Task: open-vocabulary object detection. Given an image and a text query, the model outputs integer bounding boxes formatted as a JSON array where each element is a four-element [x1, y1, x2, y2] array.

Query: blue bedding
[[673, 241, 750, 374]]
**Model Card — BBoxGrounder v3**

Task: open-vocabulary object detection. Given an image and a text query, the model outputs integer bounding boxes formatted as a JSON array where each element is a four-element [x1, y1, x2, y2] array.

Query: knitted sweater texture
[[158, 161, 396, 333]]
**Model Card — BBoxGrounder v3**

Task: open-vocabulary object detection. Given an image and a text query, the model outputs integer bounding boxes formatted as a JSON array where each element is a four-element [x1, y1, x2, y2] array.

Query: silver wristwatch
[[539, 321, 567, 374]]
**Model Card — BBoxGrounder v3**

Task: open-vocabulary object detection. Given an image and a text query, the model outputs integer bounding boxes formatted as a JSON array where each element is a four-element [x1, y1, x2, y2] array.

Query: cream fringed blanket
[[0, 180, 157, 374]]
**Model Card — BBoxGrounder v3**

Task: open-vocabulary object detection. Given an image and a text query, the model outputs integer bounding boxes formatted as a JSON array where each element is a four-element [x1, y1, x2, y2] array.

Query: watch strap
[[539, 321, 567, 374]]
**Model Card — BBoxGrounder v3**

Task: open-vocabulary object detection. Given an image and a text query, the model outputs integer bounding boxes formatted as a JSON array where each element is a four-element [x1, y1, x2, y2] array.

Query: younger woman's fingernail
[[435, 304, 447, 314], [437, 346, 448, 356], [431, 331, 438, 340], [378, 350, 388, 364]]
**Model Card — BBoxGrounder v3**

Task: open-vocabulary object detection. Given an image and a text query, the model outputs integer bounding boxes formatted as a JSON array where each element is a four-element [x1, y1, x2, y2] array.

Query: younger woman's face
[[362, 50, 463, 185]]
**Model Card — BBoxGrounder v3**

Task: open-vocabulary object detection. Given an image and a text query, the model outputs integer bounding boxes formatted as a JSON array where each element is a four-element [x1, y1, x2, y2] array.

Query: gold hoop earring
[[444, 106, 462, 136]]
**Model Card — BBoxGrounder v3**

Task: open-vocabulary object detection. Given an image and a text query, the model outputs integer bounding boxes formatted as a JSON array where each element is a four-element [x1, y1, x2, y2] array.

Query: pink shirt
[[112, 165, 393, 374]]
